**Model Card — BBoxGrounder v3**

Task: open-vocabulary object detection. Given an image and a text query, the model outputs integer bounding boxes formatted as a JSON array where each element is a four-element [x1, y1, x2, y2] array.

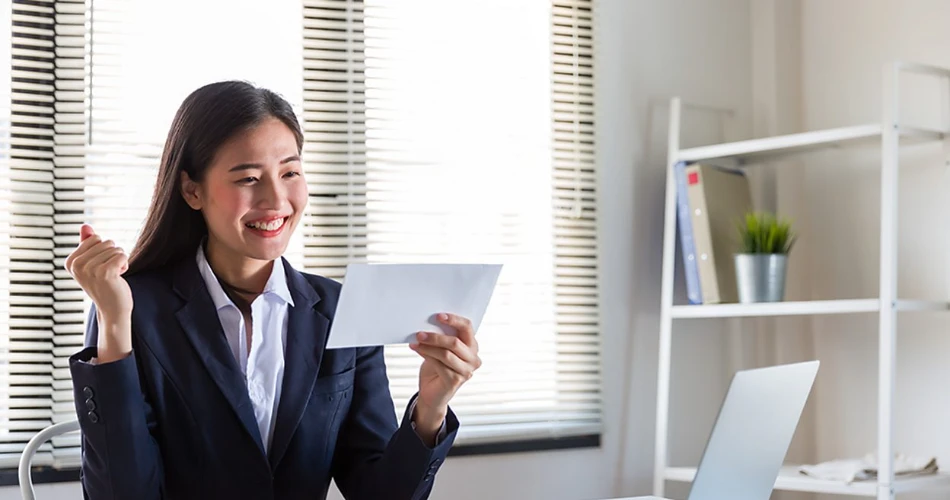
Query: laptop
[[626, 360, 819, 500]]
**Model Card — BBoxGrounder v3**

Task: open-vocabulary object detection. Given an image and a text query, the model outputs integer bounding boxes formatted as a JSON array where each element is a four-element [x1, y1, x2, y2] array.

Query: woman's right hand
[[65, 224, 133, 361]]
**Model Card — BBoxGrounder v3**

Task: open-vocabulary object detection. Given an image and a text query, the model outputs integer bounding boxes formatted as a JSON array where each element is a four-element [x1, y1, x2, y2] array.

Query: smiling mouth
[[245, 217, 288, 232]]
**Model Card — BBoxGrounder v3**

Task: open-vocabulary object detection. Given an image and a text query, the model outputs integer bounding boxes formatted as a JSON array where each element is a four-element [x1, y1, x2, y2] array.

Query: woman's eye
[[237, 177, 258, 185], [284, 171, 301, 179]]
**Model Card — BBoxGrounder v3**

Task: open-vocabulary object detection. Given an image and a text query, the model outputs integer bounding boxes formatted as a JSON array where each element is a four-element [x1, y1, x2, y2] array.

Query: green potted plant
[[734, 211, 796, 303]]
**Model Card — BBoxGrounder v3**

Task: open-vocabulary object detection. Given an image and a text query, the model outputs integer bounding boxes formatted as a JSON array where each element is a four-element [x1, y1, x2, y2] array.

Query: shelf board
[[894, 299, 950, 312], [665, 465, 950, 496], [670, 299, 950, 318], [675, 124, 944, 163]]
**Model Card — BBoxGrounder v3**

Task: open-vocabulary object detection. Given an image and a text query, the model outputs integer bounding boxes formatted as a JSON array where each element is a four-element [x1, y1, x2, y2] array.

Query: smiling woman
[[64, 81, 474, 499], [127, 84, 306, 276]]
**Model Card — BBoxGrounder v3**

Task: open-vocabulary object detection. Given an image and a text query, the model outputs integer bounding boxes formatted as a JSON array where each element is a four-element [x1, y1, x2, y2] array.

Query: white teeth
[[247, 218, 285, 231]]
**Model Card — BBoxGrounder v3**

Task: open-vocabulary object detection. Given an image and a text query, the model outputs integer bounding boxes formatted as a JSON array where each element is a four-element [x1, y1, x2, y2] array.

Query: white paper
[[326, 263, 503, 349]]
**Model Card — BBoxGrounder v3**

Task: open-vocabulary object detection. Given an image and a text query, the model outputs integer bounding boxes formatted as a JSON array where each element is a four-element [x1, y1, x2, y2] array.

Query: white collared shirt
[[195, 245, 293, 454]]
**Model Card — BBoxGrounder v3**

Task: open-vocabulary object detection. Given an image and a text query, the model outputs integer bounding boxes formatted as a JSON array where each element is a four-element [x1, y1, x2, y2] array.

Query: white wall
[[798, 2, 950, 500], [599, 1, 755, 497], [0, 1, 761, 499]]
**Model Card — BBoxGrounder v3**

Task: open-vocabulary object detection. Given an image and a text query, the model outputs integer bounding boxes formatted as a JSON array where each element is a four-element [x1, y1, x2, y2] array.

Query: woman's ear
[[180, 171, 203, 210]]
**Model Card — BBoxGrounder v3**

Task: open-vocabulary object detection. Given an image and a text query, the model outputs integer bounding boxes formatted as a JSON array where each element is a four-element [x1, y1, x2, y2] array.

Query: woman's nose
[[256, 177, 288, 211]]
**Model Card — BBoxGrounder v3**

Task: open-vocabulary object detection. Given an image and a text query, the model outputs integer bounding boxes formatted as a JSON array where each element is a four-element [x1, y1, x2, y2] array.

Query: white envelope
[[326, 263, 503, 349]]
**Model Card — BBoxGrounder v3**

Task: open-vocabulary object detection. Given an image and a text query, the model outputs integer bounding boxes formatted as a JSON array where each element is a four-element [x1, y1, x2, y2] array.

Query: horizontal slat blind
[[550, 0, 600, 440], [303, 0, 600, 445], [5, 0, 59, 469], [49, 0, 87, 467], [301, 0, 367, 280], [0, 12, 9, 464], [85, 0, 164, 258]]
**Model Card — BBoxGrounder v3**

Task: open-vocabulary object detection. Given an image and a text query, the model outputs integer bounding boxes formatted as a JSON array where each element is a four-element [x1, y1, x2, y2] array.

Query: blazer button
[[82, 386, 94, 399], [87, 411, 99, 424], [85, 398, 96, 411]]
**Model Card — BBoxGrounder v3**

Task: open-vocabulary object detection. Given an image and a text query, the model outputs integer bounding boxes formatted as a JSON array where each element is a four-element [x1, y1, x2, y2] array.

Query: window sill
[[0, 466, 79, 487], [448, 433, 600, 457], [3, 435, 600, 486]]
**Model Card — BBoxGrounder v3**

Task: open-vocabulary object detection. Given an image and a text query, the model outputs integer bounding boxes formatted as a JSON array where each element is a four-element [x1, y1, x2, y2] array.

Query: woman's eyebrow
[[228, 155, 299, 173], [228, 163, 261, 173]]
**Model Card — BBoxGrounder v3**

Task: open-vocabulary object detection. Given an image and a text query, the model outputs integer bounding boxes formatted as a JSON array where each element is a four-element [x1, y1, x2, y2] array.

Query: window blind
[[50, 0, 88, 467], [302, 0, 600, 446], [0, 0, 598, 470], [3, 0, 59, 469]]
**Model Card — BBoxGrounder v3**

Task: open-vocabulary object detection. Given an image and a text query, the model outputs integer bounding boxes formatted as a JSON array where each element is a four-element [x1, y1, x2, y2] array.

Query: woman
[[64, 81, 481, 499]]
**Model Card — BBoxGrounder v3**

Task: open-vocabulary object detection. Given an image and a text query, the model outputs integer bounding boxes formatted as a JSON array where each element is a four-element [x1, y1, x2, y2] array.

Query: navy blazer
[[69, 254, 459, 500]]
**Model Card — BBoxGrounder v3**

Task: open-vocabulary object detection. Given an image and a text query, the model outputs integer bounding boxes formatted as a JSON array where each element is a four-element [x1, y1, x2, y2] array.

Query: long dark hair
[[126, 81, 304, 276]]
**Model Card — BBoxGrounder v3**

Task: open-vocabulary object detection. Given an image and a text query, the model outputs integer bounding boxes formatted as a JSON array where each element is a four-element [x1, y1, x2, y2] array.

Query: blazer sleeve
[[69, 304, 164, 500], [331, 345, 459, 500]]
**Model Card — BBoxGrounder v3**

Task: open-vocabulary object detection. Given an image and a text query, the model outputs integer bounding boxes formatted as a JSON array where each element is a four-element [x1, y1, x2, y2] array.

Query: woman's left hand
[[409, 312, 481, 440]]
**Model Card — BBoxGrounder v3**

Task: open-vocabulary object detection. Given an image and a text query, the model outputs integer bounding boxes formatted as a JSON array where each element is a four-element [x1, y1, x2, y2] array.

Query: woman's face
[[181, 117, 307, 265]]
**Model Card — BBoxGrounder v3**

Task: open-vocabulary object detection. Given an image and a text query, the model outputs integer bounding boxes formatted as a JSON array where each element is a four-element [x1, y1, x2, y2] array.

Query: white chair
[[18, 420, 81, 500]]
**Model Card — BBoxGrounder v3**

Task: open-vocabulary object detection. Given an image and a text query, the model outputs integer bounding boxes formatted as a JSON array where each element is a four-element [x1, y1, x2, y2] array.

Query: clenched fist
[[65, 224, 133, 363]]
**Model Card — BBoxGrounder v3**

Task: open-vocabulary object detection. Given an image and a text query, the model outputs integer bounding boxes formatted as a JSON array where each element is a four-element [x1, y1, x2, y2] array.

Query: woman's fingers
[[65, 233, 103, 273], [410, 344, 474, 381], [108, 251, 130, 275], [70, 240, 118, 276], [414, 331, 477, 365], [64, 226, 134, 330], [92, 248, 128, 278], [79, 223, 95, 242], [436, 313, 476, 348]]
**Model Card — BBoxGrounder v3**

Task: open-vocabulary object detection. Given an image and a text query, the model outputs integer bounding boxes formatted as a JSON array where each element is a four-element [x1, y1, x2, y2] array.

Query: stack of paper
[[799, 453, 939, 483]]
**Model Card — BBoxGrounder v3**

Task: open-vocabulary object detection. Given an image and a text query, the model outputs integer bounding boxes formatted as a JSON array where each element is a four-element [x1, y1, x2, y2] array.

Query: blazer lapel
[[268, 258, 327, 471], [171, 257, 267, 457]]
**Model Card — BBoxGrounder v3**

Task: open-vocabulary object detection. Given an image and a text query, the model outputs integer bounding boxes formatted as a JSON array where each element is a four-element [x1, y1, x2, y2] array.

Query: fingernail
[[417, 332, 428, 341], [409, 343, 418, 349], [438, 313, 448, 321]]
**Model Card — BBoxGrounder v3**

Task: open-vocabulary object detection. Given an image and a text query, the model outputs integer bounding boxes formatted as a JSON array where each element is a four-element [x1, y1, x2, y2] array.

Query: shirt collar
[[195, 241, 295, 310]]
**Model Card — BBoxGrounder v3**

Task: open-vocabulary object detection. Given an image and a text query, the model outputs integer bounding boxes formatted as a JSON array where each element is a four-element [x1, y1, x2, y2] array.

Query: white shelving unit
[[653, 61, 950, 500]]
